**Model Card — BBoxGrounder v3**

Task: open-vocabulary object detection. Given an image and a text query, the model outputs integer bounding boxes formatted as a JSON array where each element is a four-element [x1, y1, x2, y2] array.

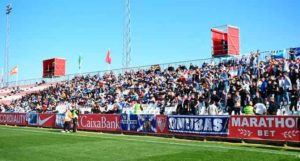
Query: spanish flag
[[9, 66, 18, 76]]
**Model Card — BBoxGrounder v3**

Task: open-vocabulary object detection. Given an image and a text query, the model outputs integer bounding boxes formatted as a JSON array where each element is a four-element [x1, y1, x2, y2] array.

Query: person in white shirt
[[208, 102, 218, 115], [254, 103, 266, 115]]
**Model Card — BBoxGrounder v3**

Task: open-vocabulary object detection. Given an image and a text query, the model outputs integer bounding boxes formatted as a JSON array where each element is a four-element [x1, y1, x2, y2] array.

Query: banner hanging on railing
[[292, 47, 300, 57], [121, 114, 138, 131], [55, 114, 65, 128], [27, 112, 38, 126], [0, 113, 27, 125], [229, 116, 300, 141], [156, 115, 169, 134], [137, 114, 156, 133], [78, 114, 121, 132], [38, 114, 56, 127], [168, 115, 229, 135]]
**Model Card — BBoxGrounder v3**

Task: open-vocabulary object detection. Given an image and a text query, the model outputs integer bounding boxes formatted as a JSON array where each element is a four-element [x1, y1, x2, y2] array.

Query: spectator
[[208, 102, 218, 115], [243, 101, 255, 115], [62, 107, 73, 133], [267, 97, 279, 115], [254, 103, 267, 115], [226, 93, 235, 115], [233, 92, 241, 115], [133, 100, 143, 114]]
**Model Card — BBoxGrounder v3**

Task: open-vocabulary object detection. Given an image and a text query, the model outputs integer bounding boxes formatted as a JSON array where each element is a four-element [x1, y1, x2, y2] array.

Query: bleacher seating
[[1, 51, 300, 116]]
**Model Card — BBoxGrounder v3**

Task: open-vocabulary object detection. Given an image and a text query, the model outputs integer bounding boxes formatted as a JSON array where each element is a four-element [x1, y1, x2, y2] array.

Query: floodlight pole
[[123, 0, 131, 72], [4, 4, 12, 86]]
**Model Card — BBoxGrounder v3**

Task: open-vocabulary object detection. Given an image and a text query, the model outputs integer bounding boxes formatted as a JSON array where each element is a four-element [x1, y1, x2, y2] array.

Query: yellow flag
[[9, 66, 18, 76]]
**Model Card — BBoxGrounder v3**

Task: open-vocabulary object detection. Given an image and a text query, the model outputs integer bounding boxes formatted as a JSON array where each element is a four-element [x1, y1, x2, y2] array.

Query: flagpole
[[16, 65, 18, 86], [0, 67, 3, 88], [78, 54, 82, 76], [108, 63, 111, 71]]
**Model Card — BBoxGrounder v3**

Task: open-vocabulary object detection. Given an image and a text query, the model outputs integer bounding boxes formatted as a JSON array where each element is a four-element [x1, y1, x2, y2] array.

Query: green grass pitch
[[0, 125, 299, 161]]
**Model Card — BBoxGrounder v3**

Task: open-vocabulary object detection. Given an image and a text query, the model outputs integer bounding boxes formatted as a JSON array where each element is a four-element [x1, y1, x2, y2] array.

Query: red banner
[[78, 114, 121, 132], [0, 113, 27, 126], [38, 114, 56, 128], [156, 115, 169, 134], [229, 116, 300, 141]]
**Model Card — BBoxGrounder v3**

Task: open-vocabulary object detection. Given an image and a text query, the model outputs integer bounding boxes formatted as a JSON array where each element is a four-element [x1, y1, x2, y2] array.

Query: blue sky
[[0, 0, 299, 81]]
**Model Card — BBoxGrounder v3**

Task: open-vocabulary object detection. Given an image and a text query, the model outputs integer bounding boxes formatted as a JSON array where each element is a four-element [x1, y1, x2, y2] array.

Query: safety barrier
[[0, 113, 299, 143]]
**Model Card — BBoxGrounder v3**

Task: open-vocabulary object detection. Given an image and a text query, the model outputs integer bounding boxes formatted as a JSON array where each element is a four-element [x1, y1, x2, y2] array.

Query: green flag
[[78, 55, 83, 70]]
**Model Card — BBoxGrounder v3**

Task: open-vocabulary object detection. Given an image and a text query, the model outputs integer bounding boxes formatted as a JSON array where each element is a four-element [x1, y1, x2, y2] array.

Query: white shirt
[[208, 104, 218, 115], [254, 103, 266, 115]]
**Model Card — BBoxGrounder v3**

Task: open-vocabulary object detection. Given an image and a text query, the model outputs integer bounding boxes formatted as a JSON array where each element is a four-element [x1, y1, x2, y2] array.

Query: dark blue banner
[[55, 114, 65, 128], [137, 114, 156, 133], [120, 114, 138, 131], [293, 47, 300, 57], [27, 112, 37, 126], [168, 115, 229, 135]]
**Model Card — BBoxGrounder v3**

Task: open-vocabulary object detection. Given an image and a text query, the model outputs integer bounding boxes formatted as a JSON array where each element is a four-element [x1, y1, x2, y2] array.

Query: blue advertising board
[[55, 114, 65, 128], [137, 114, 156, 133], [168, 115, 229, 135], [27, 112, 37, 126], [120, 114, 138, 131]]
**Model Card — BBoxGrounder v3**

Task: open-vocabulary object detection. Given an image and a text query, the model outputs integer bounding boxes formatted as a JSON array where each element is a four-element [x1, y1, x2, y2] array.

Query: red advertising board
[[212, 28, 227, 56], [229, 116, 299, 141], [78, 114, 121, 132], [43, 58, 66, 78], [0, 113, 27, 126], [156, 115, 169, 134], [227, 26, 240, 56], [38, 114, 56, 128], [211, 25, 240, 57]]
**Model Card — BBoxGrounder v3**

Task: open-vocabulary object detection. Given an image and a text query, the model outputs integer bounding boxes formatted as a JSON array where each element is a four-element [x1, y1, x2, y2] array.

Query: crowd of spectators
[[1, 50, 300, 116]]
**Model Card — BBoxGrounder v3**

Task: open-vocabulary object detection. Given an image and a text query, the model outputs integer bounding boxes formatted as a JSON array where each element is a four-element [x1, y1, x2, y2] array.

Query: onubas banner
[[0, 113, 27, 126], [229, 116, 300, 141], [168, 115, 229, 135], [78, 114, 121, 132]]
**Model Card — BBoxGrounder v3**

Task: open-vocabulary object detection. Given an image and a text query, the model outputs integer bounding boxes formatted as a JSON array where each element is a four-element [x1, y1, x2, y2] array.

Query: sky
[[0, 0, 299, 82]]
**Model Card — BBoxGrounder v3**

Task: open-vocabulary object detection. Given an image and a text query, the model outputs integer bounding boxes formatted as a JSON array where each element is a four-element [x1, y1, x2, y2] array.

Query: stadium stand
[[0, 51, 300, 116]]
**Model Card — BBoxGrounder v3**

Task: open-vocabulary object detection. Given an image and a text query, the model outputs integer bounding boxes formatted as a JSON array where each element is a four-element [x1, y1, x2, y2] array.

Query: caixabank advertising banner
[[78, 114, 121, 132]]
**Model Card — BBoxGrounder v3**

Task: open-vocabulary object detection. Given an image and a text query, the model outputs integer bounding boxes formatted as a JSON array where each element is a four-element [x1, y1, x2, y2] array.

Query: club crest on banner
[[157, 116, 167, 133]]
